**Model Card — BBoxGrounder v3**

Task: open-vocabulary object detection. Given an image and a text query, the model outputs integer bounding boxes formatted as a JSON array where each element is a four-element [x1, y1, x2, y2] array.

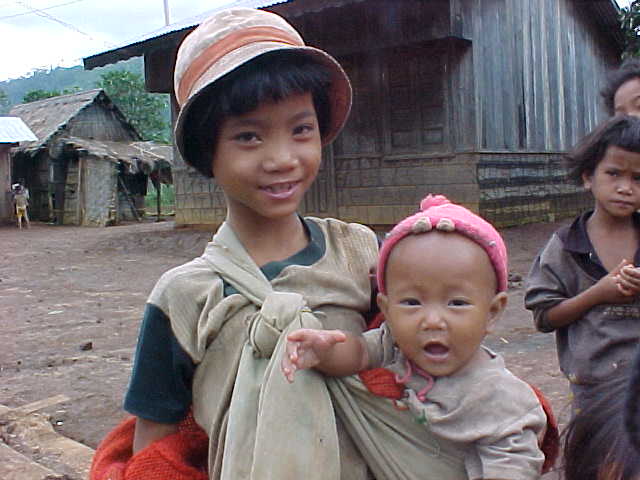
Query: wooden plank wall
[[470, 0, 618, 151], [67, 104, 138, 143], [0, 146, 11, 222], [478, 153, 591, 227], [468, 0, 618, 226]]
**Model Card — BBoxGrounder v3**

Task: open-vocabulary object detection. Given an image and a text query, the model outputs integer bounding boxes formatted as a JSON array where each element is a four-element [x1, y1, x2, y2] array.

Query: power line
[[8, 0, 114, 48], [0, 0, 88, 21]]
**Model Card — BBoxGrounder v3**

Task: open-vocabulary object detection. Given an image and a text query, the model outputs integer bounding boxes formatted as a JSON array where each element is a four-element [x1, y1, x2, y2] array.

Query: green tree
[[97, 70, 170, 142], [0, 89, 9, 114], [22, 89, 61, 103], [622, 1, 640, 58]]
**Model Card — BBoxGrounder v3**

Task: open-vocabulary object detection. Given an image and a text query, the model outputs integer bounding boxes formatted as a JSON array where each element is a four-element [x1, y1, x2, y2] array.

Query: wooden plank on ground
[[6, 413, 94, 479], [14, 394, 70, 415], [0, 442, 65, 480]]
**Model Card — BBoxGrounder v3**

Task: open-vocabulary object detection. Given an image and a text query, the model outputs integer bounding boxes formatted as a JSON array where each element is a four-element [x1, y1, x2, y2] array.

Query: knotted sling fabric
[[151, 217, 378, 479]]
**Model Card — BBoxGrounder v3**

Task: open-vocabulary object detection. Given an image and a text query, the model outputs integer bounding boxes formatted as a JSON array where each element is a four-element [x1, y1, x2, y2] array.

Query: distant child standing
[[283, 195, 548, 480], [12, 183, 30, 229], [525, 115, 640, 414], [104, 7, 380, 480]]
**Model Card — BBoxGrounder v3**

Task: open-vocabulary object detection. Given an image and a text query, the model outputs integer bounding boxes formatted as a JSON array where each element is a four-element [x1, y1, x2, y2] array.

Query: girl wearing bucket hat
[[91, 7, 380, 480]]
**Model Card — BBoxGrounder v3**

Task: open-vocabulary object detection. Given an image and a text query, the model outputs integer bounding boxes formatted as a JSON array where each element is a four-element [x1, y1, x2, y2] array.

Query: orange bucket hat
[[173, 7, 352, 167]]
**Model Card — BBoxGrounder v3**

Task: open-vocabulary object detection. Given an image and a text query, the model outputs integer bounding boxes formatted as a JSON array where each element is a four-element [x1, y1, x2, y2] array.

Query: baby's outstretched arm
[[281, 329, 369, 383]]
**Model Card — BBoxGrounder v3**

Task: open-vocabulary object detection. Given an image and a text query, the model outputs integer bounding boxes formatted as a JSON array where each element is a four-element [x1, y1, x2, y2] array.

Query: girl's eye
[[234, 132, 260, 143], [606, 170, 618, 177], [293, 124, 315, 136]]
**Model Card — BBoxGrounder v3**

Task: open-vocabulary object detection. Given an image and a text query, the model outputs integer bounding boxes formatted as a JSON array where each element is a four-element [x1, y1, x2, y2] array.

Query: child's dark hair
[[563, 369, 640, 480], [601, 58, 640, 114], [565, 115, 640, 185], [182, 50, 332, 178]]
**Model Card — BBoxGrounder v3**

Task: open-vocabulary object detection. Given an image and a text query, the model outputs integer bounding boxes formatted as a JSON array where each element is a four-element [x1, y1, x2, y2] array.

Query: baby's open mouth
[[423, 342, 449, 356]]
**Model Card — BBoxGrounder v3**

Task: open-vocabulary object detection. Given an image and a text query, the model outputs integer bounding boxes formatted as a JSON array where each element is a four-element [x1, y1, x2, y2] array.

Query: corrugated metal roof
[[0, 117, 37, 143], [84, 0, 291, 69]]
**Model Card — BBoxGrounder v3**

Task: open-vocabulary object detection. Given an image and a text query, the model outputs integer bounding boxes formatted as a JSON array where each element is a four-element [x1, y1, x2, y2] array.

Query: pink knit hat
[[377, 194, 508, 294]]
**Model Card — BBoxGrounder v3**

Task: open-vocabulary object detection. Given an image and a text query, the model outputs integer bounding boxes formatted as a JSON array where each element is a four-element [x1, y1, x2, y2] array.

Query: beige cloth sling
[[153, 218, 377, 479]]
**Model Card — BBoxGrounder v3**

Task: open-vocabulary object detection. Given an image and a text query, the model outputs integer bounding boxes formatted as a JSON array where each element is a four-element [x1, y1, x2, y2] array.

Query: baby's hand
[[616, 264, 640, 297], [281, 329, 346, 383]]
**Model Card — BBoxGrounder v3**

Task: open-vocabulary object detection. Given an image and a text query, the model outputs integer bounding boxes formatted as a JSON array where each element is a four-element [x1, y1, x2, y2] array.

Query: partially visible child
[[12, 182, 30, 229], [563, 368, 640, 480], [601, 58, 640, 116], [525, 115, 640, 414], [283, 194, 548, 480]]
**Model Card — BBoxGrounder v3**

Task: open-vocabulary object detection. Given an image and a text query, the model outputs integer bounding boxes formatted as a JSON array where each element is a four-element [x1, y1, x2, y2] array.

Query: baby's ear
[[486, 292, 508, 333]]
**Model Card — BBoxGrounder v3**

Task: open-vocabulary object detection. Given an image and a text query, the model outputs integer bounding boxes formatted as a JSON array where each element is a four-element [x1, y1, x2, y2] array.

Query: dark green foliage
[[145, 184, 175, 212], [0, 57, 144, 107], [97, 70, 170, 142], [22, 89, 62, 103], [622, 1, 640, 58]]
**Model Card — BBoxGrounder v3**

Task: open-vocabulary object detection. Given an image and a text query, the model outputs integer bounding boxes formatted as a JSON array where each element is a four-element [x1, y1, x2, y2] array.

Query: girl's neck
[[587, 208, 639, 271], [226, 212, 308, 267], [589, 207, 635, 232]]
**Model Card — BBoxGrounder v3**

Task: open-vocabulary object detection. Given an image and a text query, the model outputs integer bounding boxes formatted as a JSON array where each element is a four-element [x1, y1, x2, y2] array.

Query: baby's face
[[378, 231, 507, 377]]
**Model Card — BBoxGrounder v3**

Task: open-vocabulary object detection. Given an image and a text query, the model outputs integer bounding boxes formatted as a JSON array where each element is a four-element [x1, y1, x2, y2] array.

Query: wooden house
[[10, 90, 172, 226], [84, 0, 622, 229], [0, 117, 37, 224]]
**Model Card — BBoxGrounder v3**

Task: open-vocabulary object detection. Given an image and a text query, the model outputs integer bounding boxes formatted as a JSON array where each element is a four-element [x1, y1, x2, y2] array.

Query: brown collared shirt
[[525, 211, 640, 384]]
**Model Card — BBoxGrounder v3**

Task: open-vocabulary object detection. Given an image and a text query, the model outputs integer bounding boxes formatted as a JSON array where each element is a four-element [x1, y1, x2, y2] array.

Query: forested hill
[[1, 57, 144, 107]]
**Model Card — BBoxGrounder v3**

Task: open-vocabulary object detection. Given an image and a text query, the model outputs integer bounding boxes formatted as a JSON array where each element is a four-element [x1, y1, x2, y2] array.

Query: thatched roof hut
[[10, 90, 172, 226]]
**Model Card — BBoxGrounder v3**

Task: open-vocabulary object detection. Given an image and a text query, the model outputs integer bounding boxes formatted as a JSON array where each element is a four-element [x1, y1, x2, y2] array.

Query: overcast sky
[[0, 0, 633, 82]]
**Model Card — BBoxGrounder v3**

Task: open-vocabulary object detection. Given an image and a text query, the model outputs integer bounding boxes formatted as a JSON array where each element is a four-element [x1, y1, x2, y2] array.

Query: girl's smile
[[212, 92, 322, 229]]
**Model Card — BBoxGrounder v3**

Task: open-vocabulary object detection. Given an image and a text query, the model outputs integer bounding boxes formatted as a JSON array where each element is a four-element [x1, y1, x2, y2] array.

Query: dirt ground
[[0, 217, 571, 465]]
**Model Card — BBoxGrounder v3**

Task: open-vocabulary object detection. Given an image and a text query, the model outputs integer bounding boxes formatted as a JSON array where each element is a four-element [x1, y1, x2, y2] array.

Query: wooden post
[[76, 157, 83, 225], [156, 180, 161, 222]]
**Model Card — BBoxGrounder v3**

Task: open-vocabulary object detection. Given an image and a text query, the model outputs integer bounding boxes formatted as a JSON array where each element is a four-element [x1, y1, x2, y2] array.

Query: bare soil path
[[0, 218, 571, 474]]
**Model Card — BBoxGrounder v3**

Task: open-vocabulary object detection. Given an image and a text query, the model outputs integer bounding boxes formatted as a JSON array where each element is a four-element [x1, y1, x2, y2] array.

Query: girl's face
[[583, 145, 640, 220], [211, 92, 322, 227]]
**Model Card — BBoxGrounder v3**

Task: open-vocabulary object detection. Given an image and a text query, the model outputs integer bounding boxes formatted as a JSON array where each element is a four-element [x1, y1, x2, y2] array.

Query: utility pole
[[163, 0, 170, 26]]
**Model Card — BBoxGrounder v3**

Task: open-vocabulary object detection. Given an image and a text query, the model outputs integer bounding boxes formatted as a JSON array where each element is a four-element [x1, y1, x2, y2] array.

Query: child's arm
[[545, 259, 634, 329], [132, 417, 179, 454], [281, 329, 369, 382]]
